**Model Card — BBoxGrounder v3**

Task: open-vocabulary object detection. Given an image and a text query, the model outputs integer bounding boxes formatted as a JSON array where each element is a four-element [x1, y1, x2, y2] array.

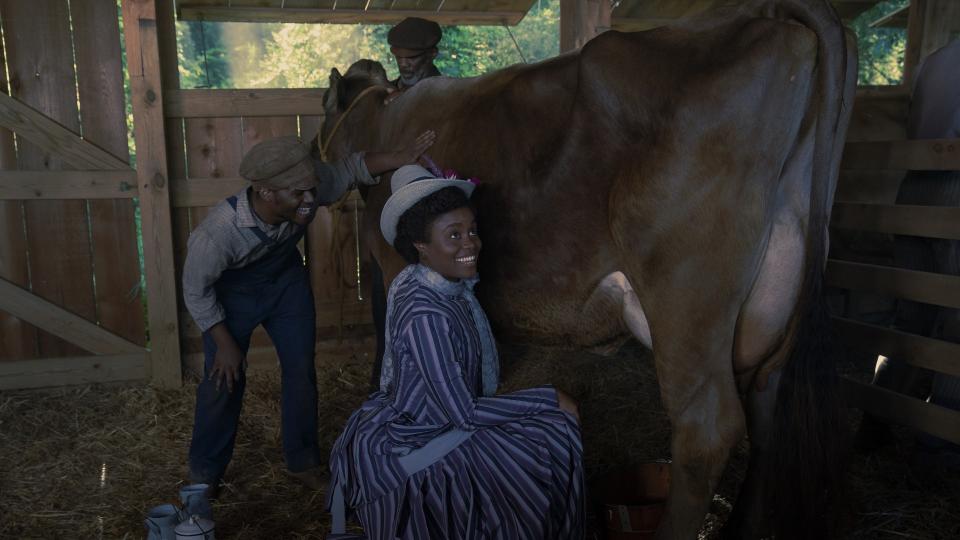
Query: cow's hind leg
[[654, 340, 746, 539], [721, 370, 780, 540]]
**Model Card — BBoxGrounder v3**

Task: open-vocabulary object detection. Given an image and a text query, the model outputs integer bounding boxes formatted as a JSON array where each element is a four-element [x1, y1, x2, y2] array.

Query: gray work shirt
[[182, 153, 374, 333]]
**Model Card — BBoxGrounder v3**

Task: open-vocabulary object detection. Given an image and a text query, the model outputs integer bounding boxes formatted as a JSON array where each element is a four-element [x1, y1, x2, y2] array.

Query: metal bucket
[[594, 461, 671, 540]]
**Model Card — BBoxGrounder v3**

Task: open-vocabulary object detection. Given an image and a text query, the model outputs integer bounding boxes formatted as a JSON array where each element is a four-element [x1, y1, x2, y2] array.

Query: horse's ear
[[324, 68, 343, 112]]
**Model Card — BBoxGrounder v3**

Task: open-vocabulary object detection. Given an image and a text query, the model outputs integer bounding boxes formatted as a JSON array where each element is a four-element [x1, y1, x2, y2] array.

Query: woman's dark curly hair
[[394, 186, 473, 264]]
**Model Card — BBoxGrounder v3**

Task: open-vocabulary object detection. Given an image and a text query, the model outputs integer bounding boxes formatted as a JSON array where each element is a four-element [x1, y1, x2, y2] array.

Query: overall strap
[[227, 194, 277, 245]]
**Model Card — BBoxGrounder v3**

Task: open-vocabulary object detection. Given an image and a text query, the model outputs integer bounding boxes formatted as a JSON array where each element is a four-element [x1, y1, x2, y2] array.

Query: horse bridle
[[317, 84, 385, 163]]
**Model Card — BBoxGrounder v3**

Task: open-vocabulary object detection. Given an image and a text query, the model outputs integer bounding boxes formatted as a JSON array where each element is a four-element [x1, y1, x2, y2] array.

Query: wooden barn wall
[[0, 0, 145, 362], [825, 0, 960, 443]]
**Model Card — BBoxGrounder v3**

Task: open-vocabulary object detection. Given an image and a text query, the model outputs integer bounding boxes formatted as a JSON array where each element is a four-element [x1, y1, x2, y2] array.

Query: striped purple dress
[[328, 265, 584, 539]]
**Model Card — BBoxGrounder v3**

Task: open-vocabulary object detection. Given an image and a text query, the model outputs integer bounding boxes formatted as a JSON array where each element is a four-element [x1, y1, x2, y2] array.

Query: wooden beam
[[0, 170, 137, 200], [561, 0, 612, 52], [0, 353, 147, 390], [122, 0, 182, 388], [843, 377, 960, 445], [902, 0, 927, 90], [177, 7, 525, 25], [830, 203, 960, 240], [610, 17, 678, 32], [841, 138, 960, 170], [870, 3, 909, 28], [171, 177, 247, 207], [0, 92, 130, 170], [165, 88, 327, 118], [826, 259, 960, 309], [832, 316, 960, 377], [0, 277, 145, 355]]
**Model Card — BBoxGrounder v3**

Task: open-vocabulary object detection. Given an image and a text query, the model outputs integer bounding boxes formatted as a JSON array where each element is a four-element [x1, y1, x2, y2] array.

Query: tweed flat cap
[[239, 136, 316, 191], [388, 17, 442, 52]]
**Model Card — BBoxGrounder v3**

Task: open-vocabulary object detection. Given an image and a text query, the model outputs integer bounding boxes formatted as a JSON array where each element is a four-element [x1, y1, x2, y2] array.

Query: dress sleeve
[[403, 313, 559, 429]]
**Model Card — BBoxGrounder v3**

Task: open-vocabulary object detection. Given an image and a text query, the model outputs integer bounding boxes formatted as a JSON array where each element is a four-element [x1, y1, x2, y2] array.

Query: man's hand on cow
[[556, 388, 580, 424], [363, 130, 436, 175], [396, 130, 436, 166]]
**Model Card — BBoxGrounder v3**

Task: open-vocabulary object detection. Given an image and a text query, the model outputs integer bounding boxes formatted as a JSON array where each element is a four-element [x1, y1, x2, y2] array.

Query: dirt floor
[[1, 337, 959, 539]]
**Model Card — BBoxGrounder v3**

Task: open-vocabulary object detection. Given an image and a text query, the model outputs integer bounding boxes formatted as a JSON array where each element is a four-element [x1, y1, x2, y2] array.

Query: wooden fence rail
[[829, 136, 960, 446], [841, 138, 960, 170]]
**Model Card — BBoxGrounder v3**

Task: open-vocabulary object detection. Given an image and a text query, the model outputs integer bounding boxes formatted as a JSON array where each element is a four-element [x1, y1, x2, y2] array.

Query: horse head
[[319, 60, 392, 163]]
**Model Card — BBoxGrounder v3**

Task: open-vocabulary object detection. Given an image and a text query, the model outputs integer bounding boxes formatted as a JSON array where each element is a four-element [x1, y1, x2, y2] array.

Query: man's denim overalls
[[189, 195, 320, 483]]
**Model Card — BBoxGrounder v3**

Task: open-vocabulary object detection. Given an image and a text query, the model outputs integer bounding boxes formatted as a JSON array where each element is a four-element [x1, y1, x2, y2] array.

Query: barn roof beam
[[176, 6, 526, 26], [611, 0, 885, 32], [870, 3, 909, 28]]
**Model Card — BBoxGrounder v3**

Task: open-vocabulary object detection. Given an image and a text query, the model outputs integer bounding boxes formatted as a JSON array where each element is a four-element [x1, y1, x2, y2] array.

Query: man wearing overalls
[[182, 133, 434, 494]]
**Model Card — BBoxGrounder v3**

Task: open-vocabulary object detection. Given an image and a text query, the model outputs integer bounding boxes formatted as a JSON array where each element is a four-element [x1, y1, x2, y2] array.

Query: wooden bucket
[[594, 461, 671, 540]]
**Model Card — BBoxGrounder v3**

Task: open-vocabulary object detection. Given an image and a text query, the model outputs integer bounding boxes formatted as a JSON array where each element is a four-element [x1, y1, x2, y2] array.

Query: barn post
[[121, 0, 182, 388], [903, 0, 959, 91], [560, 0, 613, 53]]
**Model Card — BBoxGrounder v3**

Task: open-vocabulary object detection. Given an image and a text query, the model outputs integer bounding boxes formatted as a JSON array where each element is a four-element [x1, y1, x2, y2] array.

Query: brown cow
[[320, 1, 856, 538]]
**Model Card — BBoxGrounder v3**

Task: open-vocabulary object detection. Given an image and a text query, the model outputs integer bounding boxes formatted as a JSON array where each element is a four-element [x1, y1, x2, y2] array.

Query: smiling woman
[[394, 188, 480, 280], [326, 165, 585, 539]]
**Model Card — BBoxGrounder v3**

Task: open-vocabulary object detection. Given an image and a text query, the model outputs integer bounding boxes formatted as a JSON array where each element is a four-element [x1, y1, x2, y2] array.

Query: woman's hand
[[555, 388, 580, 424]]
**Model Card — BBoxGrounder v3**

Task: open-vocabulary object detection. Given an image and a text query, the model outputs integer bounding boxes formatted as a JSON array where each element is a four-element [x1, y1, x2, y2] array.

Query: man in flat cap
[[182, 130, 434, 495], [388, 17, 443, 91]]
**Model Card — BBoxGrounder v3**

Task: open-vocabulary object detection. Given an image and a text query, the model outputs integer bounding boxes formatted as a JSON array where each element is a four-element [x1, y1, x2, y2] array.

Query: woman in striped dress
[[328, 164, 584, 539]]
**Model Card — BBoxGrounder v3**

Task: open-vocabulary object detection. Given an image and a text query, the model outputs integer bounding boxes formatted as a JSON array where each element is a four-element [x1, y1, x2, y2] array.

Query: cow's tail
[[760, 1, 855, 539]]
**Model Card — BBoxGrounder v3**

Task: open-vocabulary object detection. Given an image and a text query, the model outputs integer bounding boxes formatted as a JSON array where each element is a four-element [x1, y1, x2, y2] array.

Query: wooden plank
[[843, 377, 960, 446], [0, 171, 137, 200], [841, 138, 960, 170], [72, 0, 147, 348], [176, 6, 525, 25], [918, 0, 960, 63], [241, 116, 299, 151], [171, 177, 247, 207], [0, 353, 148, 390], [156, 0, 192, 324], [165, 89, 327, 118], [0, 277, 145, 355], [847, 93, 908, 142], [3, 0, 98, 358], [826, 259, 960, 309], [902, 0, 927, 90], [0, 93, 130, 171], [185, 117, 244, 227], [0, 21, 36, 361], [122, 0, 183, 388], [869, 3, 909, 28], [832, 316, 960, 377], [830, 203, 960, 241]]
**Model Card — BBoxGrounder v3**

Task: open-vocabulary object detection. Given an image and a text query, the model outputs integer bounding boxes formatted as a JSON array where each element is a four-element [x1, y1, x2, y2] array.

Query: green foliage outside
[[175, 0, 559, 89], [175, 0, 909, 90], [849, 0, 909, 85]]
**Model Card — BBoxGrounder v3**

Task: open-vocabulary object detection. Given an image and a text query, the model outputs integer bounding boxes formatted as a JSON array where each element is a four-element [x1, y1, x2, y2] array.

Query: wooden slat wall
[[831, 60, 960, 446], [2, 1, 97, 358], [0, 12, 35, 360], [71, 0, 146, 347], [0, 2, 149, 387]]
